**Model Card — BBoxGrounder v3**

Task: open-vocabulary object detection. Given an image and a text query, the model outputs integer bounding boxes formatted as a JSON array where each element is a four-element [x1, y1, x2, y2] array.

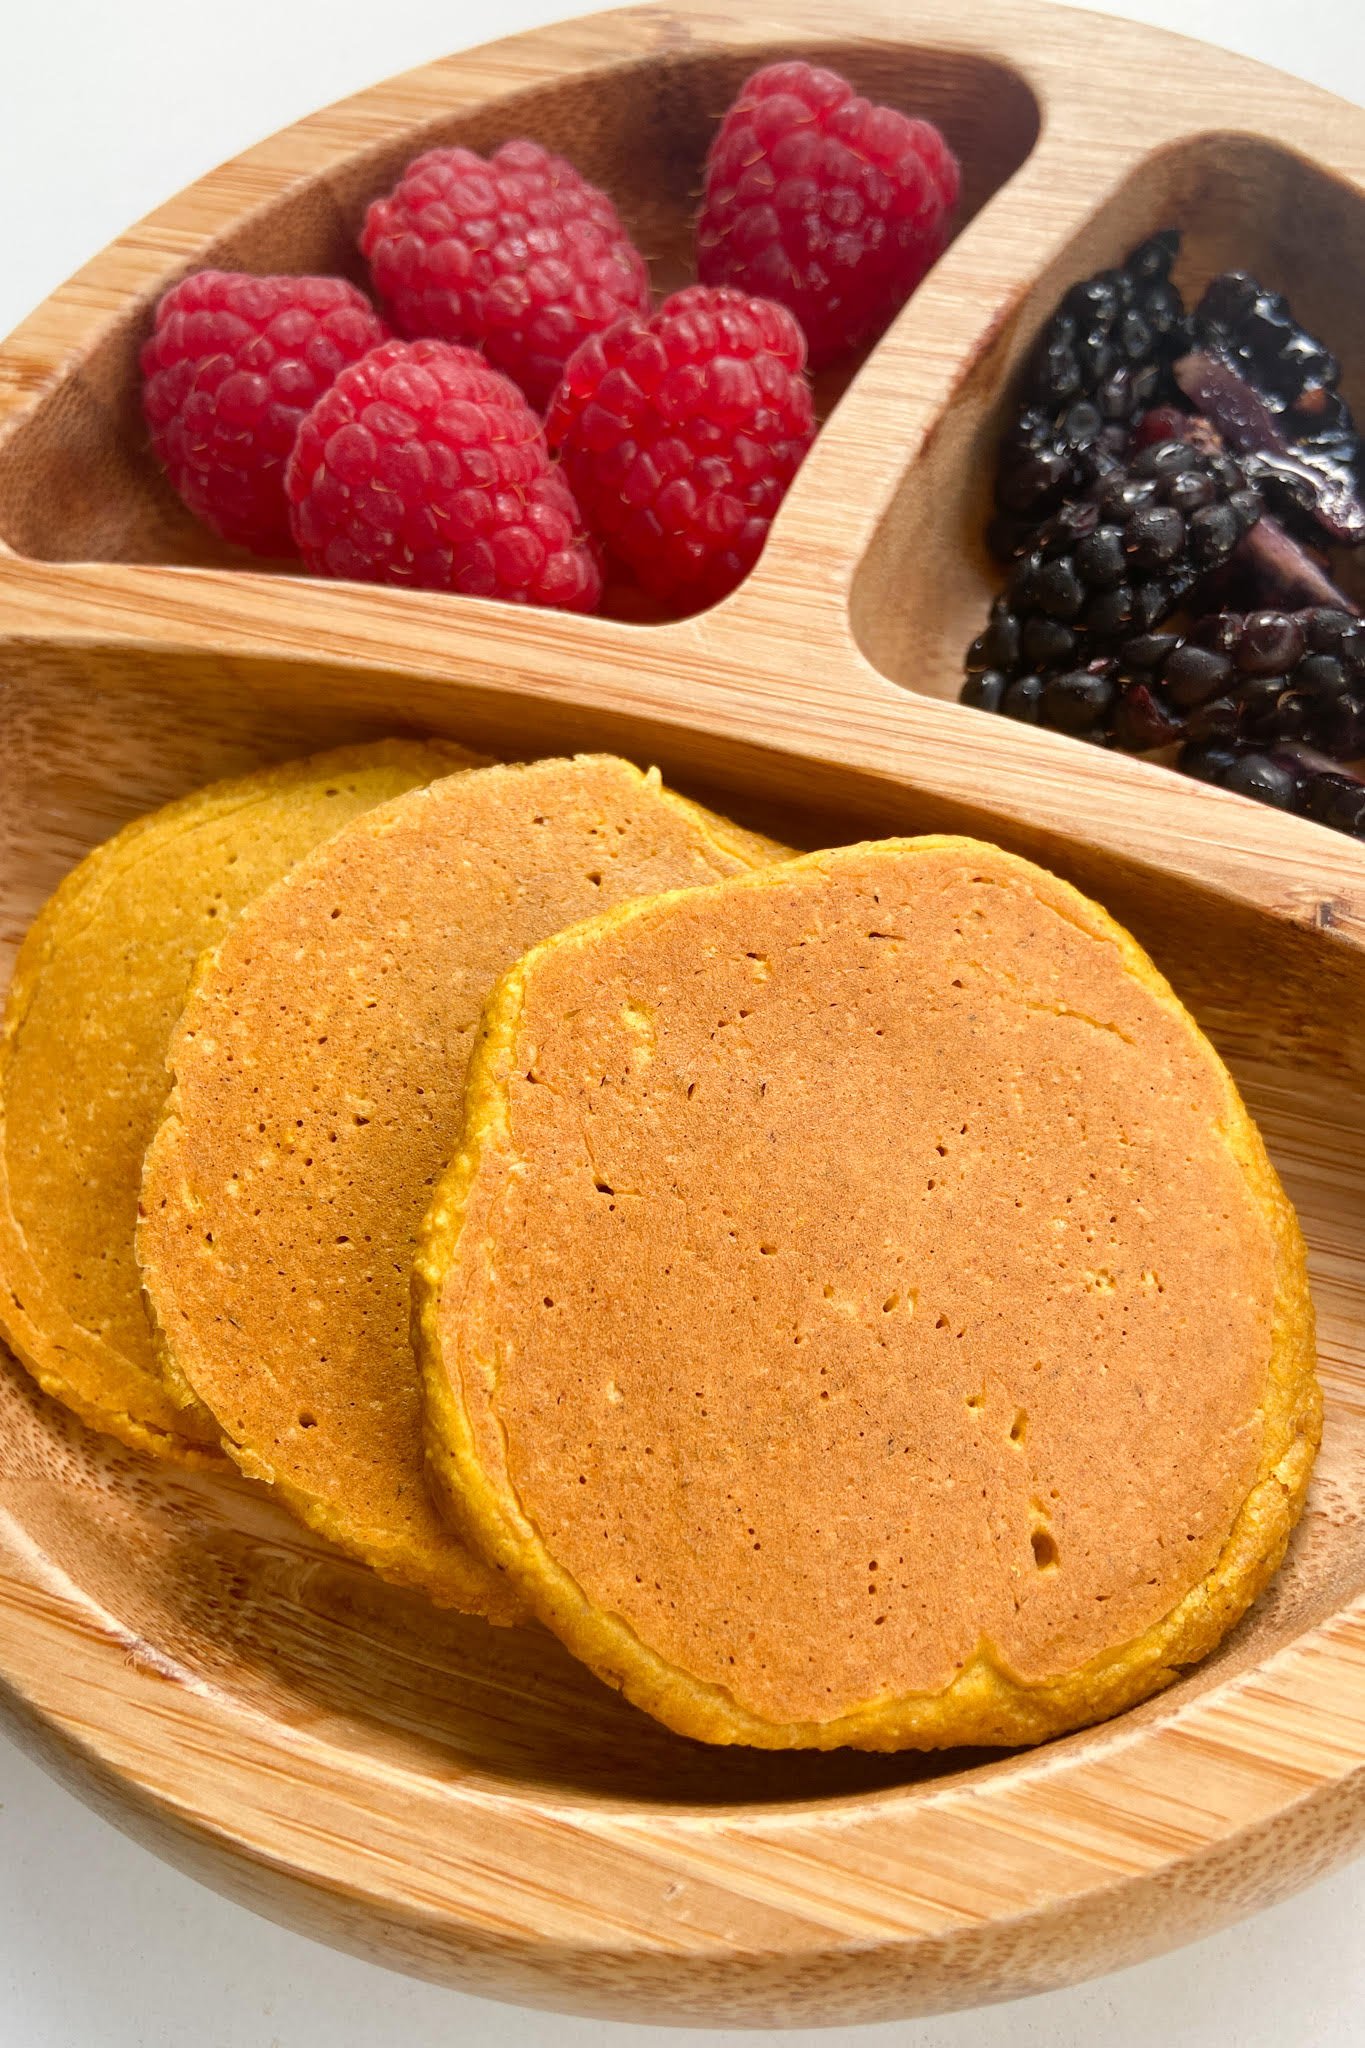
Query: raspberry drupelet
[[285, 337, 602, 610], [141, 271, 389, 555], [546, 285, 815, 611], [697, 61, 960, 371], [360, 140, 651, 411]]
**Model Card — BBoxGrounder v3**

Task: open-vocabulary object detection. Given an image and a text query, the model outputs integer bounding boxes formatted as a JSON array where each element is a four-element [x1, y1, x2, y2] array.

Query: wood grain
[[0, 0, 1364, 2023]]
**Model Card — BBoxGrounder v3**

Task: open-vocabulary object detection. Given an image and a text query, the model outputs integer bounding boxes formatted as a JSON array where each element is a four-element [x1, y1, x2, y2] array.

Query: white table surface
[[3, 1, 1365, 2041]]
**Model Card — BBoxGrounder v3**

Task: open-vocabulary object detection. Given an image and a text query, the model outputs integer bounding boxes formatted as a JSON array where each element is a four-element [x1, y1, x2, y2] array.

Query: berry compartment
[[0, 38, 1037, 583], [852, 134, 1365, 702]]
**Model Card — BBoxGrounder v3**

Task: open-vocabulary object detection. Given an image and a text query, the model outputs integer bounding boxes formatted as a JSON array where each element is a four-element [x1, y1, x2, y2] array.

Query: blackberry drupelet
[[990, 232, 1190, 559]]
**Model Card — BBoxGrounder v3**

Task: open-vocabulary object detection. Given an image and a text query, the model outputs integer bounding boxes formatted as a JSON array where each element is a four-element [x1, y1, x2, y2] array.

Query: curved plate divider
[[1, 0, 1364, 2024]]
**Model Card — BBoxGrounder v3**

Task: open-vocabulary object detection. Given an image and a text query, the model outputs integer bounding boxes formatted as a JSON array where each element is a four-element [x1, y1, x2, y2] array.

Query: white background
[[2, 0, 1365, 2042]]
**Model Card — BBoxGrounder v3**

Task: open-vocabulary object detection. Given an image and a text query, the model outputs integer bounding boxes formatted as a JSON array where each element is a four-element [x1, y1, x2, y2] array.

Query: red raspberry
[[141, 271, 388, 555], [697, 62, 960, 371], [546, 287, 814, 611], [360, 140, 651, 411], [285, 337, 601, 610]]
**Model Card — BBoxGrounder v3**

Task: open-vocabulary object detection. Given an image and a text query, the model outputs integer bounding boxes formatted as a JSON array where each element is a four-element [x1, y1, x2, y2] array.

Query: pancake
[[0, 738, 473, 1463], [138, 755, 784, 1613], [417, 836, 1320, 1748]]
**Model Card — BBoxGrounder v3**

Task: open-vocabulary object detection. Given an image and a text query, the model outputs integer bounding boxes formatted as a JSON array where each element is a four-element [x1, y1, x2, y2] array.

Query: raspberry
[[285, 337, 601, 610], [546, 286, 814, 610], [360, 140, 651, 411], [697, 61, 960, 371], [141, 271, 388, 555]]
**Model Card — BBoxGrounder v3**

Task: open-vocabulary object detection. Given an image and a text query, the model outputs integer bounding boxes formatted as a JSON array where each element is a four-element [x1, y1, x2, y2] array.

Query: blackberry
[[966, 439, 1260, 686], [990, 232, 1189, 557], [1144, 405, 1358, 612], [1104, 607, 1365, 761], [967, 599, 1364, 753], [1177, 270, 1365, 545], [959, 233, 1365, 843], [1179, 739, 1365, 838]]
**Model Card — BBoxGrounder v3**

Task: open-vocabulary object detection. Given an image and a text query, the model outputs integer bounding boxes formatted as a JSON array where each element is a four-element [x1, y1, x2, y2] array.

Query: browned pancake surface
[[422, 838, 1315, 1734], [139, 756, 781, 1609]]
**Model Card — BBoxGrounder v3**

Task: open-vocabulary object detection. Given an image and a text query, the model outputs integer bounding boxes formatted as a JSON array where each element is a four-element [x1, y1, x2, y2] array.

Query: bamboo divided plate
[[1, 0, 1364, 2025]]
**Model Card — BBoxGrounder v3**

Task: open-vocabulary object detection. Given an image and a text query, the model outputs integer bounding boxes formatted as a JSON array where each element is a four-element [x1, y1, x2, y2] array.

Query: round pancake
[[0, 738, 473, 1464], [138, 756, 784, 1613], [417, 836, 1320, 1749]]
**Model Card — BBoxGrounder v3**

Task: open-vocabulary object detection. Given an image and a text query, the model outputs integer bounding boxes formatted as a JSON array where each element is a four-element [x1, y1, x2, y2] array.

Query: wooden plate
[[1, 0, 1364, 2023]]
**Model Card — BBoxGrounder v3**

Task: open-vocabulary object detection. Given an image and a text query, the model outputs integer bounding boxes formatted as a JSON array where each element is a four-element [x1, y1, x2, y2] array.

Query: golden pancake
[[138, 756, 784, 1614], [417, 836, 1319, 1748], [0, 739, 473, 1463]]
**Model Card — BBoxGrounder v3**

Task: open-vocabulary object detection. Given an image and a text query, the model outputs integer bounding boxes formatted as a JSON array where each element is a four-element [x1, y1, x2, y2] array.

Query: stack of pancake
[[0, 742, 1321, 1751]]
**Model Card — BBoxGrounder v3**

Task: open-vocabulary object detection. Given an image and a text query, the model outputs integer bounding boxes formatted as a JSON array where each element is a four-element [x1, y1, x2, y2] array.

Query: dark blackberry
[[1163, 641, 1232, 705], [1177, 270, 1365, 545], [1310, 779, 1365, 834], [978, 599, 1021, 671], [1172, 736, 1365, 839], [965, 440, 1260, 690], [990, 232, 1189, 557], [989, 412, 1118, 561], [960, 239, 1365, 840], [1305, 607, 1360, 652], [1317, 693, 1365, 758], [1234, 609, 1305, 674], [1122, 630, 1181, 670], [1104, 608, 1365, 762], [961, 603, 1365, 841]]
